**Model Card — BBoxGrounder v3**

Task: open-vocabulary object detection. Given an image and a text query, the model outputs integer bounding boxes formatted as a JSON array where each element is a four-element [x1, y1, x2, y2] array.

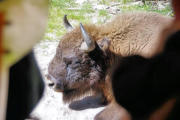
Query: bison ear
[[63, 15, 73, 31], [79, 23, 96, 52]]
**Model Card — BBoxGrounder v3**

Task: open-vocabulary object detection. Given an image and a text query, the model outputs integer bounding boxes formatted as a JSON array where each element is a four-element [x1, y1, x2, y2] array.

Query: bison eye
[[63, 57, 72, 65]]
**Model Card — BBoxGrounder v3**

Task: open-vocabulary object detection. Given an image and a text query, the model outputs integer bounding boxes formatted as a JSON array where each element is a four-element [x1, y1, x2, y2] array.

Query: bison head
[[47, 15, 111, 102]]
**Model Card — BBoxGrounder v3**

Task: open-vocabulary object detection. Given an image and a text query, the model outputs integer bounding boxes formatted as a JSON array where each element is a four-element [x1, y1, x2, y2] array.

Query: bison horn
[[63, 15, 73, 31], [79, 23, 95, 52]]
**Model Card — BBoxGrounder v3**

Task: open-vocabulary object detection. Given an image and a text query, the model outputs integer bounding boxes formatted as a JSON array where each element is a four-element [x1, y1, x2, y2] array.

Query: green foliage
[[49, 0, 77, 9], [44, 0, 172, 41], [121, 3, 173, 16], [121, 0, 133, 4], [81, 1, 93, 10], [99, 9, 108, 16], [44, 0, 95, 41], [98, 0, 110, 5]]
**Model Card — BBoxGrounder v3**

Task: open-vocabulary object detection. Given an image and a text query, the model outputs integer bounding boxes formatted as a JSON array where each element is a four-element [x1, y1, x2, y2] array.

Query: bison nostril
[[45, 74, 64, 92], [48, 82, 55, 87], [46, 74, 55, 87]]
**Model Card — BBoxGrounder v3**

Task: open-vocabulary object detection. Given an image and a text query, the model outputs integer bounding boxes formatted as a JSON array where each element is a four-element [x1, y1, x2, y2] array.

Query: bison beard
[[111, 31, 180, 119]]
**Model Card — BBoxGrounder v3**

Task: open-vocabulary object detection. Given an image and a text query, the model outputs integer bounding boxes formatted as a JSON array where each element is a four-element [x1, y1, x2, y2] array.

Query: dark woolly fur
[[112, 31, 180, 120], [63, 86, 92, 103]]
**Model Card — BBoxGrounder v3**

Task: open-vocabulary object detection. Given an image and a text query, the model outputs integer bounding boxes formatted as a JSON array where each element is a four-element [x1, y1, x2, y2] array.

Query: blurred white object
[[1, 0, 48, 66], [0, 0, 48, 120]]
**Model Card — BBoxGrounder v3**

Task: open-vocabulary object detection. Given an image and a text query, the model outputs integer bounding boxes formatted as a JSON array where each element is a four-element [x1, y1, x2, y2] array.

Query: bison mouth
[[62, 86, 92, 103], [63, 89, 75, 94], [46, 73, 81, 94], [63, 88, 81, 97]]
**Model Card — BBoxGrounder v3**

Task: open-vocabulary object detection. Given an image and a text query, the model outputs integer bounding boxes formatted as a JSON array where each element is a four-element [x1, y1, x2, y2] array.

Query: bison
[[47, 12, 171, 104], [95, 22, 180, 120]]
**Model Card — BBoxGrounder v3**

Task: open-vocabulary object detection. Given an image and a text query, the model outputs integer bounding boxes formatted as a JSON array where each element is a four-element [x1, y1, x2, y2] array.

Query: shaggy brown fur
[[47, 12, 172, 103]]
